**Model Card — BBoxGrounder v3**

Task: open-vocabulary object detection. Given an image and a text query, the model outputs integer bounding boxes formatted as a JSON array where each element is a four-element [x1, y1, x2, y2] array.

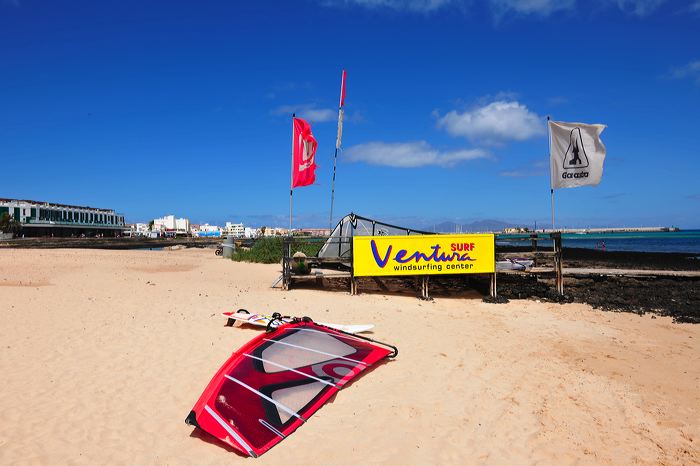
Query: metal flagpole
[[290, 113, 295, 234], [329, 70, 346, 232], [547, 115, 555, 231], [550, 190, 555, 230], [329, 144, 339, 232]]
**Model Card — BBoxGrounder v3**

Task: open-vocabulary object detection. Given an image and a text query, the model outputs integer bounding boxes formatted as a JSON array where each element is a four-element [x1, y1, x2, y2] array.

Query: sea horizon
[[496, 229, 700, 254]]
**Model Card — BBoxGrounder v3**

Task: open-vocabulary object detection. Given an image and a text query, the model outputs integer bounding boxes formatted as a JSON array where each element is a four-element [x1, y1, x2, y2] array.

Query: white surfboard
[[222, 311, 374, 334]]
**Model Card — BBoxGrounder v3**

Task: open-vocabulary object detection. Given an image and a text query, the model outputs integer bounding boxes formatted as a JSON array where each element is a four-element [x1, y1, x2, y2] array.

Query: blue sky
[[1, 0, 699, 229]]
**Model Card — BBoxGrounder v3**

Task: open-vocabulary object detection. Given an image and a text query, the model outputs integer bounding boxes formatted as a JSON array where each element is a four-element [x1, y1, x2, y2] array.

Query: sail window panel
[[260, 330, 357, 374], [271, 381, 326, 424]]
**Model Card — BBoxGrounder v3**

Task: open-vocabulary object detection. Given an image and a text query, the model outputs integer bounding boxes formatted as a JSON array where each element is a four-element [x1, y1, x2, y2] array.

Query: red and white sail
[[186, 320, 395, 457]]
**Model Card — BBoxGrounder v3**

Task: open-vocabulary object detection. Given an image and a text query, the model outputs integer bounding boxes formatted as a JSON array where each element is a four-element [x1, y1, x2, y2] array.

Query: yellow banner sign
[[352, 234, 495, 277]]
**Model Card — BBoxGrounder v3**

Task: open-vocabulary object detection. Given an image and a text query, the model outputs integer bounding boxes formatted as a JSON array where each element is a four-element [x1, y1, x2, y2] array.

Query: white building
[[153, 215, 190, 236], [194, 223, 222, 237], [244, 227, 257, 238], [125, 223, 155, 237], [224, 222, 245, 238], [0, 198, 125, 237]]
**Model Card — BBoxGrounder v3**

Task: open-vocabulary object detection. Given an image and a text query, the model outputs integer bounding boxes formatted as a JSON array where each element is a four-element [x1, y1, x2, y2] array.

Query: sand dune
[[0, 248, 697, 464]]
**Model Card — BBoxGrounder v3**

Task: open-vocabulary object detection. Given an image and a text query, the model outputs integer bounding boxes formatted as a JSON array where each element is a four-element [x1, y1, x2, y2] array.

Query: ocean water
[[497, 230, 700, 254]]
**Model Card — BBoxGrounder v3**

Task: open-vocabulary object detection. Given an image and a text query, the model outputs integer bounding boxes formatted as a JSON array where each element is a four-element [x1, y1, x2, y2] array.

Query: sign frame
[[352, 233, 495, 277]]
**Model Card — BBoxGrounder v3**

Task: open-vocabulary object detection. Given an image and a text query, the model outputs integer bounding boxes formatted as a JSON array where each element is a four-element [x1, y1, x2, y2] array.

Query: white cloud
[[328, 0, 573, 15], [273, 104, 337, 123], [489, 0, 575, 17], [499, 160, 548, 177], [323, 0, 457, 13], [547, 96, 569, 106], [668, 60, 700, 85], [615, 0, 666, 16], [343, 141, 488, 168], [322, 0, 673, 17], [436, 100, 545, 144]]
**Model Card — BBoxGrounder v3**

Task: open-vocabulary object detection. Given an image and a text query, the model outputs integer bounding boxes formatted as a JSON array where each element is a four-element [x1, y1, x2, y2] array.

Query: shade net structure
[[186, 319, 397, 458], [317, 213, 433, 265]]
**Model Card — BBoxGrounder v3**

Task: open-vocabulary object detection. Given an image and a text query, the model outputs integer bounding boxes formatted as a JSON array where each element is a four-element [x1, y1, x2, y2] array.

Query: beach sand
[[0, 248, 698, 465]]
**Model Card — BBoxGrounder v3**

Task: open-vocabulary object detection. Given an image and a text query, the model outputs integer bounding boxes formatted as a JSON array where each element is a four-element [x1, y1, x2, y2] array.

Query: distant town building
[[124, 223, 150, 237], [135, 223, 150, 235], [124, 224, 135, 237], [503, 227, 530, 234], [153, 215, 189, 236], [224, 222, 245, 238], [244, 227, 257, 238], [261, 227, 289, 237], [296, 228, 331, 236], [0, 198, 125, 237], [194, 223, 222, 237]]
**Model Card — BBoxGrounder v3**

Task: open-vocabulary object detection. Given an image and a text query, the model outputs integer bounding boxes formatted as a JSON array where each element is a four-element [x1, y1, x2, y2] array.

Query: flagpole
[[329, 70, 346, 232], [547, 115, 555, 231], [290, 113, 295, 234], [329, 122, 340, 232]]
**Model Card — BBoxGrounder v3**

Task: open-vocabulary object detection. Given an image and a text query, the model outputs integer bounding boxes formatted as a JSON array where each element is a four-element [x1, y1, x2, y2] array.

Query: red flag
[[339, 70, 347, 108], [292, 117, 317, 188]]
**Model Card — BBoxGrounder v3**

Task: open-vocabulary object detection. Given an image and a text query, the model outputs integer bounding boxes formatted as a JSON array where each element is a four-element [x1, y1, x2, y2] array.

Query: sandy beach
[[0, 247, 698, 465]]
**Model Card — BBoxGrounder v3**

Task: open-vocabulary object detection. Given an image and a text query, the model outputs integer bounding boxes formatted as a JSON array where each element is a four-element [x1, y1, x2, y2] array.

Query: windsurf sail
[[186, 318, 397, 457]]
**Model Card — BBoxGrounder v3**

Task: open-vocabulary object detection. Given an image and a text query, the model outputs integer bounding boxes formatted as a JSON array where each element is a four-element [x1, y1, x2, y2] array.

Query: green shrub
[[231, 236, 325, 264], [0, 213, 21, 235]]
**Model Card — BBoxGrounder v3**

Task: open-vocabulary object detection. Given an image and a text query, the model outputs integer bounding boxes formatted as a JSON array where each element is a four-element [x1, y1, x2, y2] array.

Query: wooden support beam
[[420, 276, 430, 300], [553, 234, 564, 295]]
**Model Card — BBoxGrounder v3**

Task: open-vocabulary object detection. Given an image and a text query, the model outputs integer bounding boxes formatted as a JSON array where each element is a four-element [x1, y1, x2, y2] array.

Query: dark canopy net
[[317, 213, 434, 262]]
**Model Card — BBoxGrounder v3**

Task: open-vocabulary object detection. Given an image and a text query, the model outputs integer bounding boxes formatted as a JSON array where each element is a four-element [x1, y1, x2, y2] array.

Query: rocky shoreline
[[313, 246, 700, 323]]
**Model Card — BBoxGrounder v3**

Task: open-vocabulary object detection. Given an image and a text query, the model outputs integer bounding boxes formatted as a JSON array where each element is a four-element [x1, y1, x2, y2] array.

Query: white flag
[[335, 107, 344, 150], [549, 120, 606, 189]]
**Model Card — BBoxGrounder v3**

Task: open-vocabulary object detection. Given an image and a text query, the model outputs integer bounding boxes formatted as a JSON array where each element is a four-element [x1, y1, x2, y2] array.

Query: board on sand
[[222, 310, 374, 334]]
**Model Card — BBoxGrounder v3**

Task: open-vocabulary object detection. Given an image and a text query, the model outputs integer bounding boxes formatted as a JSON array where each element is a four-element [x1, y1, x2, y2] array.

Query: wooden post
[[553, 233, 564, 295], [282, 238, 291, 290], [421, 276, 430, 300], [558, 237, 564, 295], [349, 236, 357, 295], [490, 272, 497, 298]]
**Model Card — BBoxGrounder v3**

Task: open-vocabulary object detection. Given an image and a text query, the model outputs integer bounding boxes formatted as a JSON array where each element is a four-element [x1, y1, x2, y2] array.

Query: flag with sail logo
[[549, 120, 606, 189], [292, 117, 317, 188]]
